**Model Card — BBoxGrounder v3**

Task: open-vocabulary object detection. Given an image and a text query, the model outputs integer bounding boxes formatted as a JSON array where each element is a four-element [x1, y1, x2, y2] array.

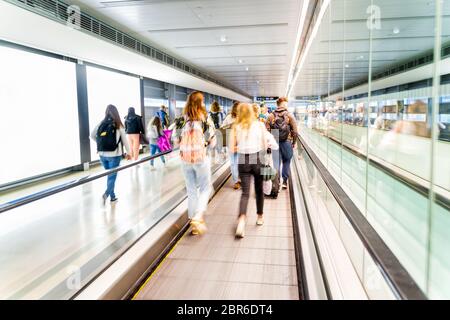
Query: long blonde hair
[[252, 103, 260, 119], [236, 103, 255, 130], [183, 91, 206, 121]]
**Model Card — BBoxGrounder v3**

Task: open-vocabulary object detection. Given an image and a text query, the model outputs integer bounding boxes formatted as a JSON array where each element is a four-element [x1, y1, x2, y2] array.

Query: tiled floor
[[135, 178, 299, 300]]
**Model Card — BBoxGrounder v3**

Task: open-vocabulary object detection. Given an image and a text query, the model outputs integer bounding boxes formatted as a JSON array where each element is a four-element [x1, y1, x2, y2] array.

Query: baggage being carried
[[261, 151, 279, 199]]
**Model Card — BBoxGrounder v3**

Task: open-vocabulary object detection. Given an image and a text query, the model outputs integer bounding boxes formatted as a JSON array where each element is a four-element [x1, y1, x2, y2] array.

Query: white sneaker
[[256, 215, 264, 226], [235, 217, 246, 238]]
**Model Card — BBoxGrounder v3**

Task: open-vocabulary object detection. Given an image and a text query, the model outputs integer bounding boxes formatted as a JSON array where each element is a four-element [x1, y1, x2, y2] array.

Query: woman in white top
[[230, 103, 278, 238], [221, 102, 241, 189], [90, 104, 131, 205]]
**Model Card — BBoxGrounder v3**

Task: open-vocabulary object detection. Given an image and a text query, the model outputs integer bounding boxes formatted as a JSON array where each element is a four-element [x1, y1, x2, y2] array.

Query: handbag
[[259, 124, 276, 181], [157, 130, 173, 152], [261, 152, 277, 181]]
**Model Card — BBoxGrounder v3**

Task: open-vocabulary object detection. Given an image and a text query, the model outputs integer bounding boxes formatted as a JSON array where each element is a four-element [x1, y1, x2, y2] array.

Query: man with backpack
[[156, 105, 170, 129], [266, 97, 298, 192]]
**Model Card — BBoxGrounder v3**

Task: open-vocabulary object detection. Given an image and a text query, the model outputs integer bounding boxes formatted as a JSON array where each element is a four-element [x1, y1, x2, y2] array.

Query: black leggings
[[238, 153, 264, 217]]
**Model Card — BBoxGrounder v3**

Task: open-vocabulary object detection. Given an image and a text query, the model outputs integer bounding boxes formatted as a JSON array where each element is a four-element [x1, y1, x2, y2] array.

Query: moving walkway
[[0, 142, 428, 300]]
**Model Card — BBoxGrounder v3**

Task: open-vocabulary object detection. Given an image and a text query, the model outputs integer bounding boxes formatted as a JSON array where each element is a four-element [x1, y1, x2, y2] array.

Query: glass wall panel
[[429, 0, 450, 299], [0, 45, 80, 184], [294, 0, 450, 298], [366, 0, 436, 292], [86, 66, 140, 161]]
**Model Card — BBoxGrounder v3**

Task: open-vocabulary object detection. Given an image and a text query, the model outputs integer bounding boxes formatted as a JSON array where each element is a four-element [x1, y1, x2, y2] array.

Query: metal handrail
[[296, 134, 427, 300], [0, 150, 172, 214]]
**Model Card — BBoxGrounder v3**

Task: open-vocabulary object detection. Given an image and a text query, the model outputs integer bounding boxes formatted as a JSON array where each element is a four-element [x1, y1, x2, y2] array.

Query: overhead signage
[[255, 96, 279, 101]]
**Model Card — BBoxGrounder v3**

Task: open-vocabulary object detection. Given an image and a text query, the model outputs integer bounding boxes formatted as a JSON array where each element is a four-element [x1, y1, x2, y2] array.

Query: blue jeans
[[100, 156, 122, 199], [182, 158, 212, 219], [150, 144, 166, 166], [273, 140, 293, 183], [229, 152, 239, 183]]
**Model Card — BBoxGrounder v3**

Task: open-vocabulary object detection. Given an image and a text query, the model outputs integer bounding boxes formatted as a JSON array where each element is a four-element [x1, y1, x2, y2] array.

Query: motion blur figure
[[147, 116, 166, 169], [266, 97, 298, 190], [231, 103, 278, 238], [91, 104, 131, 204], [222, 102, 241, 190], [124, 107, 144, 161], [178, 91, 216, 235]]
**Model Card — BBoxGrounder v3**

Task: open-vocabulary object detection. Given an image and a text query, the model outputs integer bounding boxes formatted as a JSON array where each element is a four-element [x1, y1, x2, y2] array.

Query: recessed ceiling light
[[357, 55, 364, 60], [393, 27, 400, 34], [345, 64, 350, 68], [238, 59, 244, 64], [245, 67, 249, 71], [220, 35, 227, 42]]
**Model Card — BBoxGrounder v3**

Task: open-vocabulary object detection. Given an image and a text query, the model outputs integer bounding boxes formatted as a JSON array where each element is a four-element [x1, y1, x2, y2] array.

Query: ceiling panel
[[292, 0, 444, 98], [69, 0, 304, 97]]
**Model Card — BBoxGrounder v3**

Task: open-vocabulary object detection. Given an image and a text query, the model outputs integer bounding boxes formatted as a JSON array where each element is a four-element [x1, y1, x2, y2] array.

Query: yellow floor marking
[[132, 226, 190, 300]]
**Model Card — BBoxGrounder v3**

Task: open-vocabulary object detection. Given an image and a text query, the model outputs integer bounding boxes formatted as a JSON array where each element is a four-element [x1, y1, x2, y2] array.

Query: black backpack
[[272, 111, 291, 142], [210, 112, 220, 129], [96, 118, 120, 152], [125, 115, 142, 134]]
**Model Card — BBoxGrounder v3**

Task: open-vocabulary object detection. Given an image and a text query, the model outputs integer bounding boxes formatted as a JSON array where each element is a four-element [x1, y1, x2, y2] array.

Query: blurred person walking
[[266, 97, 298, 190], [124, 107, 144, 161], [156, 104, 170, 129], [91, 104, 131, 205], [178, 91, 216, 235], [230, 103, 278, 238], [147, 116, 166, 169], [222, 102, 241, 189]]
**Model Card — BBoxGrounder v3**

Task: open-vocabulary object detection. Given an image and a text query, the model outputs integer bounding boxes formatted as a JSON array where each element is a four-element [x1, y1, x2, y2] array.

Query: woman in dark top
[[124, 107, 144, 161]]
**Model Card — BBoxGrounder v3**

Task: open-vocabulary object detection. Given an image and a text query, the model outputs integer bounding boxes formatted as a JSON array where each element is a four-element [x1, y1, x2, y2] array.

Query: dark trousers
[[238, 153, 264, 217], [273, 140, 293, 183]]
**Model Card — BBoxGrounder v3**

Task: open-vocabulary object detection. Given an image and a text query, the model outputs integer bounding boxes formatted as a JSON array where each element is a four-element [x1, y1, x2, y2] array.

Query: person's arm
[[263, 124, 279, 151], [265, 114, 273, 131], [221, 115, 230, 128], [288, 113, 298, 145], [229, 126, 238, 153], [139, 116, 145, 134], [119, 127, 131, 155], [90, 123, 100, 141], [206, 117, 217, 148]]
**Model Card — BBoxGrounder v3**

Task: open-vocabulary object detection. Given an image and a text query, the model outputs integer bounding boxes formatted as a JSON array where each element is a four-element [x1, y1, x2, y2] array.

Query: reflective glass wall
[[0, 41, 236, 186], [294, 0, 450, 298], [0, 45, 80, 184]]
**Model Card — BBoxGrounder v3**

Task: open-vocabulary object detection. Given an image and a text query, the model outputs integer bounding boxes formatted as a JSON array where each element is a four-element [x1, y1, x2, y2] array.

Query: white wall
[[0, 1, 250, 103]]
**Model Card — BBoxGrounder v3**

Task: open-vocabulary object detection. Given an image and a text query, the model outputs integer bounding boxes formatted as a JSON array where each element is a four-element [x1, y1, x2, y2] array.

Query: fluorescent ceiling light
[[286, 0, 331, 98], [286, 0, 310, 94], [220, 35, 227, 42]]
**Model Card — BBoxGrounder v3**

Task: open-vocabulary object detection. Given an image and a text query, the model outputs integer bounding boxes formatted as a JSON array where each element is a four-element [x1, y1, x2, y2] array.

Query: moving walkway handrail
[[297, 135, 427, 300], [325, 134, 450, 211], [0, 151, 172, 214]]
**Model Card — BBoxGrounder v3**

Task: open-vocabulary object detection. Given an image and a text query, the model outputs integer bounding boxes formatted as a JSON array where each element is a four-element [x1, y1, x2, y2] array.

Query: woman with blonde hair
[[221, 101, 241, 189], [178, 91, 216, 235], [252, 103, 261, 120], [230, 103, 278, 238]]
